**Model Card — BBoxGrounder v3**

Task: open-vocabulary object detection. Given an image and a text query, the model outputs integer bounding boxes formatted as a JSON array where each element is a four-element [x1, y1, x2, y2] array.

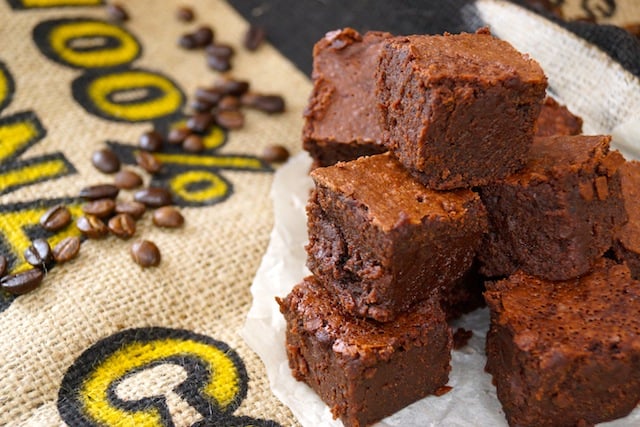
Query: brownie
[[278, 275, 452, 427], [613, 160, 640, 280], [484, 259, 640, 427], [535, 96, 583, 137], [478, 134, 627, 281], [307, 152, 488, 322], [302, 28, 391, 168], [376, 28, 547, 190], [439, 261, 486, 321]]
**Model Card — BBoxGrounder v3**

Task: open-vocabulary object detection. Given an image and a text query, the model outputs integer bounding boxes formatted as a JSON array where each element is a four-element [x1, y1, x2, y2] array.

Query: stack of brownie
[[279, 27, 640, 427]]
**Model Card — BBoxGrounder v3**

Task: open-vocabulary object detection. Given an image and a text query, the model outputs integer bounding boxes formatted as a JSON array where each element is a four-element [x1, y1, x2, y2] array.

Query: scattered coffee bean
[[241, 93, 285, 114], [134, 187, 173, 207], [91, 148, 121, 173], [193, 25, 214, 46], [178, 33, 198, 49], [244, 24, 266, 51], [0, 268, 44, 295], [135, 151, 162, 174], [106, 3, 129, 22], [167, 127, 191, 145], [176, 5, 195, 22], [195, 87, 223, 105], [139, 130, 164, 152], [182, 134, 205, 153], [24, 238, 53, 268], [214, 78, 249, 96], [76, 215, 109, 239], [0, 255, 6, 278], [79, 184, 119, 200], [52, 236, 81, 263], [82, 198, 116, 218], [187, 112, 215, 133], [206, 43, 234, 59], [206, 54, 231, 72], [190, 98, 214, 113], [115, 200, 146, 219], [108, 213, 136, 239], [40, 204, 72, 231], [130, 240, 161, 267], [218, 95, 240, 111], [153, 206, 185, 228], [215, 110, 244, 129], [261, 144, 290, 164], [113, 169, 143, 189]]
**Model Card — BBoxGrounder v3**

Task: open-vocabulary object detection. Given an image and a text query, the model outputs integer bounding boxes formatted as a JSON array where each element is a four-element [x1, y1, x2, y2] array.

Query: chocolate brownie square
[[303, 28, 390, 169], [307, 152, 487, 322], [484, 259, 640, 427], [278, 275, 452, 427], [613, 160, 640, 280], [478, 134, 627, 280], [376, 28, 547, 190], [439, 262, 486, 321], [535, 96, 583, 137]]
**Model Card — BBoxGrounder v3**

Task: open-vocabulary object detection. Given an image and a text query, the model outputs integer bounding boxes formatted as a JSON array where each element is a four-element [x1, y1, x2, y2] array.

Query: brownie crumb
[[452, 328, 473, 350]]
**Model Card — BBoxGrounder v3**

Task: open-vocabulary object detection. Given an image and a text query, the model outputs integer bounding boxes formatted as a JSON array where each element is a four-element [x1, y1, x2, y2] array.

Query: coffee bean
[[244, 24, 266, 51], [115, 200, 146, 219], [187, 112, 215, 133], [215, 110, 244, 129], [190, 99, 214, 113], [153, 206, 185, 228], [79, 184, 119, 200], [91, 148, 121, 173], [40, 204, 72, 231], [167, 127, 191, 145], [24, 238, 53, 268], [76, 215, 109, 239], [108, 213, 136, 239], [82, 198, 116, 218], [182, 134, 204, 153], [241, 93, 285, 114], [0, 268, 44, 295], [134, 187, 173, 207], [0, 255, 6, 278], [214, 78, 249, 96], [106, 3, 129, 22], [205, 43, 234, 59], [179, 33, 198, 49], [195, 87, 223, 105], [193, 25, 214, 46], [130, 240, 161, 267], [139, 130, 164, 152], [113, 169, 143, 189], [52, 236, 81, 263], [206, 54, 231, 72], [176, 6, 195, 22], [261, 144, 290, 164], [135, 151, 162, 174], [217, 95, 240, 111]]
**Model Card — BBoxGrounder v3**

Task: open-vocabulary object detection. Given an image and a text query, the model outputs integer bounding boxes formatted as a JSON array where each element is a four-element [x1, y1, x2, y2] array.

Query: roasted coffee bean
[[113, 169, 143, 189], [79, 184, 119, 200], [189, 99, 214, 113], [176, 5, 195, 22], [24, 238, 53, 268], [152, 206, 185, 228], [243, 24, 266, 51], [0, 268, 44, 295], [182, 134, 205, 153], [130, 240, 161, 267], [213, 78, 249, 96], [178, 33, 198, 49], [205, 43, 234, 59], [195, 87, 223, 105], [214, 110, 244, 129], [52, 236, 81, 263], [0, 255, 7, 278], [167, 127, 191, 145], [187, 112, 215, 133], [76, 215, 109, 239], [82, 198, 116, 218], [217, 95, 240, 111], [139, 130, 164, 152], [241, 93, 285, 114], [108, 213, 136, 239], [115, 200, 146, 219], [135, 151, 162, 174], [40, 204, 72, 231], [261, 144, 290, 164], [106, 3, 129, 22], [193, 25, 214, 46], [134, 187, 173, 207], [206, 54, 231, 72], [91, 148, 121, 173]]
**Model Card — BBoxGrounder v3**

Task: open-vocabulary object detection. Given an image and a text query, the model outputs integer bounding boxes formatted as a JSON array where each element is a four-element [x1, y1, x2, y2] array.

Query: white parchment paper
[[241, 149, 640, 427]]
